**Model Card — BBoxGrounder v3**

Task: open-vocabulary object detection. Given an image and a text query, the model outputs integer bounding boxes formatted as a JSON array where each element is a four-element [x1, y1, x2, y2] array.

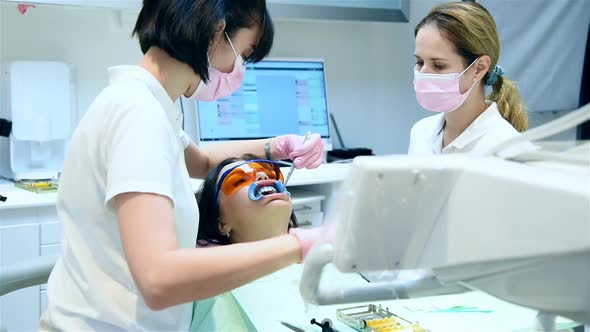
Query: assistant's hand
[[288, 227, 325, 263], [273, 134, 324, 169]]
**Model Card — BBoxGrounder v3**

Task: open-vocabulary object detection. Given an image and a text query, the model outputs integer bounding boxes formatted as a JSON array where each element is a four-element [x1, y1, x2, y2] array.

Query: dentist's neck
[[443, 85, 488, 139], [139, 46, 200, 101]]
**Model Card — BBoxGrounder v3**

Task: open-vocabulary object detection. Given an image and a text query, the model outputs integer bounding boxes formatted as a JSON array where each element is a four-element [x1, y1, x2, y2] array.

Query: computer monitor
[[192, 58, 332, 151]]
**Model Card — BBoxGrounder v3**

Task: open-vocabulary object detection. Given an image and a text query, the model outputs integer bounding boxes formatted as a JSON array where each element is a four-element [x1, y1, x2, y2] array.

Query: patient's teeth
[[256, 185, 278, 196]]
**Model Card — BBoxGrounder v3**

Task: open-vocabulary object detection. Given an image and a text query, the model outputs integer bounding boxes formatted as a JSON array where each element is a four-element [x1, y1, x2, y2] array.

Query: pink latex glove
[[274, 134, 324, 169], [289, 227, 324, 263]]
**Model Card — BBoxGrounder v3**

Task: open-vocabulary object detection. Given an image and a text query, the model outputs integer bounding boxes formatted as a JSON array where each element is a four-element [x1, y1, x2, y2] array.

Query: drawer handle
[[298, 221, 313, 227], [293, 205, 313, 212]]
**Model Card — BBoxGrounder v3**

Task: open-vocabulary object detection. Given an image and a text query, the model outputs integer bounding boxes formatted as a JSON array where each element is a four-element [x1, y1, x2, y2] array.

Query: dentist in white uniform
[[39, 0, 324, 330], [409, 1, 529, 156]]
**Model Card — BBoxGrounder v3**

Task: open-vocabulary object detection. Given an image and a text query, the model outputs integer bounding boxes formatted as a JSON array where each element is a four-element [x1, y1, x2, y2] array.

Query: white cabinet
[[39, 291, 48, 323], [40, 222, 62, 247], [290, 188, 325, 228], [0, 203, 60, 332], [0, 224, 40, 332]]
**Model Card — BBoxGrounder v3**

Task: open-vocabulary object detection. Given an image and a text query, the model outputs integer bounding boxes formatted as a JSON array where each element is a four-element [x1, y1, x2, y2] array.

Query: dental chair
[[0, 256, 56, 297]]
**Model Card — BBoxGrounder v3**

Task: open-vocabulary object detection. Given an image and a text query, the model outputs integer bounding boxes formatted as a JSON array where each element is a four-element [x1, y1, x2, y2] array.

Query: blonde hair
[[415, 1, 528, 132]]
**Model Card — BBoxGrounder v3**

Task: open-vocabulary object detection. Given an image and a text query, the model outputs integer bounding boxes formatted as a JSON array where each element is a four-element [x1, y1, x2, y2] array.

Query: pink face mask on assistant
[[189, 32, 246, 101], [413, 58, 479, 113]]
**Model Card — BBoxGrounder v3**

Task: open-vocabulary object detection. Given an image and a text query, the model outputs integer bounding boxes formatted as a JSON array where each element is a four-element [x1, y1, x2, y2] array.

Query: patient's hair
[[196, 154, 298, 246], [415, 1, 528, 132]]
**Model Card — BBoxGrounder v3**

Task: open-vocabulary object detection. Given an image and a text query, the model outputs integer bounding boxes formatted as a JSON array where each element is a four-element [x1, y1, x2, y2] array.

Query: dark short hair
[[133, 0, 274, 83], [196, 155, 298, 246]]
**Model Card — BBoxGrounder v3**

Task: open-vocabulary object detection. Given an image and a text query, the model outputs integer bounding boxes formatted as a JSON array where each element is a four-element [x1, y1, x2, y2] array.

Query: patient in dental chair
[[196, 154, 298, 246], [190, 155, 298, 331]]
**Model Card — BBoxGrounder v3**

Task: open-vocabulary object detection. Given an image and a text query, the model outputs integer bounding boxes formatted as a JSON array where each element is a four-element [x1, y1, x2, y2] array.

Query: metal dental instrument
[[280, 321, 306, 332], [284, 131, 311, 186]]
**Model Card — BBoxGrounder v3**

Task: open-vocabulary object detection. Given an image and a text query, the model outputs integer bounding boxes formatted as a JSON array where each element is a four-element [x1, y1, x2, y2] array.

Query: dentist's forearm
[[143, 234, 300, 310]]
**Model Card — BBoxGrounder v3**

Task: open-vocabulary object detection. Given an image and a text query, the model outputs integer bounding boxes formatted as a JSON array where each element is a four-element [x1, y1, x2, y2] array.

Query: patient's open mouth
[[256, 185, 278, 196], [249, 180, 289, 201]]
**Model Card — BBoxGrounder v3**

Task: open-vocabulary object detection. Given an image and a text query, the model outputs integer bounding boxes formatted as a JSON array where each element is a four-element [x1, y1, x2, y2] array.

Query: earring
[[221, 225, 231, 237]]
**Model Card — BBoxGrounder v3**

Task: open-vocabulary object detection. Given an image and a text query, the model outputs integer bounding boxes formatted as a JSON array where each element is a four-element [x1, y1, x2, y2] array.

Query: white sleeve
[[408, 124, 417, 154], [179, 129, 192, 150], [103, 107, 179, 209]]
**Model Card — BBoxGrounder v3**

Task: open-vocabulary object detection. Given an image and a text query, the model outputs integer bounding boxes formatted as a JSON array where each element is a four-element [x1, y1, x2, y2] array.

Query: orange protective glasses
[[214, 159, 284, 201]]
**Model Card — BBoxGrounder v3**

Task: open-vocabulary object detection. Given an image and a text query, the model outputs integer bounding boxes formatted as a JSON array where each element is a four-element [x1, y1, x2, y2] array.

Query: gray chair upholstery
[[0, 256, 57, 296]]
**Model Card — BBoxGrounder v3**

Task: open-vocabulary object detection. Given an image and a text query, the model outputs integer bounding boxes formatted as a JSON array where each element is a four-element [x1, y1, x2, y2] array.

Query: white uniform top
[[408, 102, 521, 156], [39, 66, 199, 331]]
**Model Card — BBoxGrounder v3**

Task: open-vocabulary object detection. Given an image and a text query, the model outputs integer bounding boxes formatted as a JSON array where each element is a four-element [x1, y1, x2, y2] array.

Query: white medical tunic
[[39, 66, 199, 331], [408, 102, 522, 156]]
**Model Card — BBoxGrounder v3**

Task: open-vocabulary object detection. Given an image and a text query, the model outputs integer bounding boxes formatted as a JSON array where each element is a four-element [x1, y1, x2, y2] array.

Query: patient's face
[[217, 161, 292, 243]]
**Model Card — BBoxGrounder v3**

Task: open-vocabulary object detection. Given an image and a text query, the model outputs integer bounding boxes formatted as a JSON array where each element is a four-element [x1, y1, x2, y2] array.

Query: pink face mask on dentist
[[413, 58, 479, 113], [188, 32, 246, 101]]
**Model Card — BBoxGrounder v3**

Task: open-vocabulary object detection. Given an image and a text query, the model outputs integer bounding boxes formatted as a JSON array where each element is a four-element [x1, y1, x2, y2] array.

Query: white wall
[[0, 1, 579, 157], [270, 19, 426, 154], [0, 4, 144, 126], [1, 1, 430, 155]]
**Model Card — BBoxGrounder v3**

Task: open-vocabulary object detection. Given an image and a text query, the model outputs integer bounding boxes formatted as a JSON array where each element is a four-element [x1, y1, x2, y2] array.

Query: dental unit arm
[[300, 104, 590, 326]]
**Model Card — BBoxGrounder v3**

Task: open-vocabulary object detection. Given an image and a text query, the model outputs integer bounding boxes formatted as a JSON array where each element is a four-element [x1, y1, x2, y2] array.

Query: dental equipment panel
[[300, 103, 590, 327]]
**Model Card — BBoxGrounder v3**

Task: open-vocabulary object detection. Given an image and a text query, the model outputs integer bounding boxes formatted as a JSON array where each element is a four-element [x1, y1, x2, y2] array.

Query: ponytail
[[488, 76, 528, 132]]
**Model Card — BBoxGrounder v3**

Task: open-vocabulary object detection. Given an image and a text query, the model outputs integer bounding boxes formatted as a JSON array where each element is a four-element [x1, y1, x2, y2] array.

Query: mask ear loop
[[458, 58, 481, 97], [205, 31, 238, 70], [224, 32, 240, 59], [458, 57, 480, 78], [444, 58, 480, 115]]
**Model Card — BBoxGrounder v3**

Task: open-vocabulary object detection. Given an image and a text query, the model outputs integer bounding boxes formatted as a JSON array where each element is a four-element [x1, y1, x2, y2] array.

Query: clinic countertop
[[0, 178, 204, 210], [231, 264, 579, 332], [0, 163, 351, 210]]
